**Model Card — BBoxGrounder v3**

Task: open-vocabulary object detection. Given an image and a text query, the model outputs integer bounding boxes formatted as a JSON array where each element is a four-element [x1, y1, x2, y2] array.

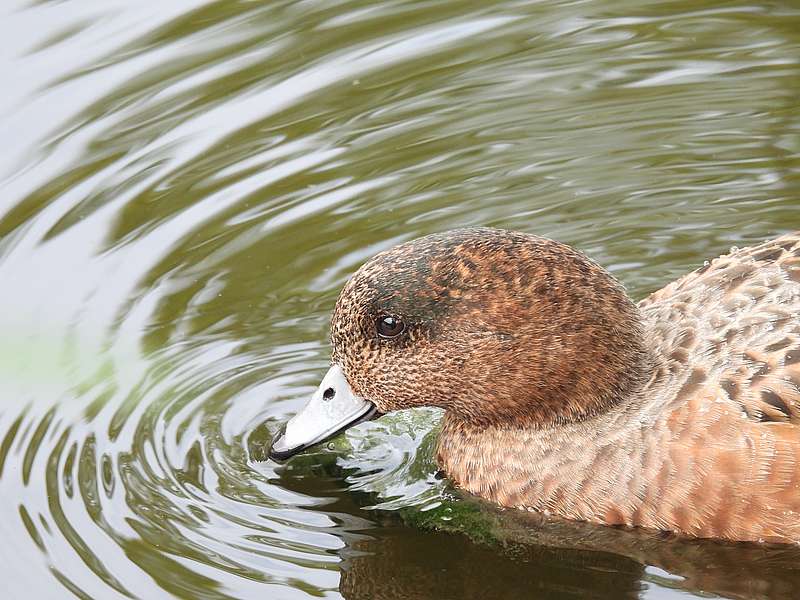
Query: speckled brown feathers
[[330, 228, 800, 543], [331, 229, 652, 427]]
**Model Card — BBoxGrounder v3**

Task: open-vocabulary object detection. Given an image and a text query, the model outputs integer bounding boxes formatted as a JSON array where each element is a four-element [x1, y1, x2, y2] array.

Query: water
[[1, 1, 799, 598]]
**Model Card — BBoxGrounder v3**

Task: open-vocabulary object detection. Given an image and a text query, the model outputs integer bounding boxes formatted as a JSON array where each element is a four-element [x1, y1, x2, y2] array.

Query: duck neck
[[436, 375, 660, 516], [436, 320, 664, 512]]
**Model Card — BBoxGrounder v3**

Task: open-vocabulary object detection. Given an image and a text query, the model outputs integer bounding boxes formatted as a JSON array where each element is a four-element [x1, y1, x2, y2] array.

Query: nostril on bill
[[322, 387, 335, 401]]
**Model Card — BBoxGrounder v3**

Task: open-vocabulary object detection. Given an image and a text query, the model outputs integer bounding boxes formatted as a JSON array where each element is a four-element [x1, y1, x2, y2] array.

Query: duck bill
[[269, 364, 380, 462]]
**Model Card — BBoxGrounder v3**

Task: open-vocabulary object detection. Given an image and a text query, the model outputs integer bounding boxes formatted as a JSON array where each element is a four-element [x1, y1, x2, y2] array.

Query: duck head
[[269, 227, 652, 461]]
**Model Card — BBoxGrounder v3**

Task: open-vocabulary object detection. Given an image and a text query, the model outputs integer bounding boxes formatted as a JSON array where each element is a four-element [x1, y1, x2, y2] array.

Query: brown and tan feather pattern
[[438, 232, 800, 543], [326, 228, 800, 543]]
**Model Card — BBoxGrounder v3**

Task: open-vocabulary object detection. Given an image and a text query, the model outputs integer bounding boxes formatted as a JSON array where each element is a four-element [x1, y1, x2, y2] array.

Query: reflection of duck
[[271, 228, 800, 543], [338, 506, 800, 600], [338, 520, 643, 600]]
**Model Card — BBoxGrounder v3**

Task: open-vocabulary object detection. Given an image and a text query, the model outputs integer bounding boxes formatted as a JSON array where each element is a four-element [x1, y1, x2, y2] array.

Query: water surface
[[1, 1, 799, 598]]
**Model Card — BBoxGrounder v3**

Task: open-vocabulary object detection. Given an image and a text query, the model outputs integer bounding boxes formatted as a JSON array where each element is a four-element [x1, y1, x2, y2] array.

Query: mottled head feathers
[[330, 228, 653, 428]]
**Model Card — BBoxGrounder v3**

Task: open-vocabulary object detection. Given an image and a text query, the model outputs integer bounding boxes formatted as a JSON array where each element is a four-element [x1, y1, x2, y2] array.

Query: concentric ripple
[[0, 0, 799, 598]]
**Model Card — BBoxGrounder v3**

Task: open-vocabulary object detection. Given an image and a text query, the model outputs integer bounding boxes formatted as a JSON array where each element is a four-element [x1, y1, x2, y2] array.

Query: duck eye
[[376, 315, 405, 338]]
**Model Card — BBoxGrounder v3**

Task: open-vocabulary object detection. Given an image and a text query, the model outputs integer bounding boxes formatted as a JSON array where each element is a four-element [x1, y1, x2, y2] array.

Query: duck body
[[438, 232, 800, 543], [270, 228, 800, 543]]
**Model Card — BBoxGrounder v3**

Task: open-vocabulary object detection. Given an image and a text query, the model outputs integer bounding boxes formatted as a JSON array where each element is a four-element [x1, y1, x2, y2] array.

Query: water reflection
[[337, 514, 800, 600], [0, 0, 798, 598]]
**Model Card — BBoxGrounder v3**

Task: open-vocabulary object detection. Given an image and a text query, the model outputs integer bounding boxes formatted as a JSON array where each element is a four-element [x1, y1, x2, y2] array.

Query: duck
[[269, 227, 800, 544]]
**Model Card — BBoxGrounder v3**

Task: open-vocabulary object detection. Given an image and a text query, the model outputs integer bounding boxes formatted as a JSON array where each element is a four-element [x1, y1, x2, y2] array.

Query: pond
[[1, 1, 799, 598]]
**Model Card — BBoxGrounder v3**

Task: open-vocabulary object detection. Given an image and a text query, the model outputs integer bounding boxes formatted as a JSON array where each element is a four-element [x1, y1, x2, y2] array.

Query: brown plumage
[[327, 228, 800, 543]]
